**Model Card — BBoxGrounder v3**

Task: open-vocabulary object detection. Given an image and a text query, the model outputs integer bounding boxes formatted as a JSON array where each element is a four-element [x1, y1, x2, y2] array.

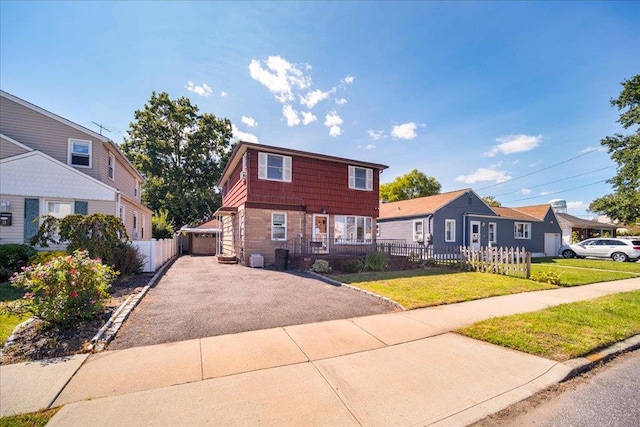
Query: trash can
[[274, 248, 289, 271]]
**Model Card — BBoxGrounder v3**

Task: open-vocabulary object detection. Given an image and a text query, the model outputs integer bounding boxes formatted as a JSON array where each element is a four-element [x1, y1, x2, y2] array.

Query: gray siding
[[378, 216, 431, 243], [431, 192, 496, 246], [0, 136, 30, 159]]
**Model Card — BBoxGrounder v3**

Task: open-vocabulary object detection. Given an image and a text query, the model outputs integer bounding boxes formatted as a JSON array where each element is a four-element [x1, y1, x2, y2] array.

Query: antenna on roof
[[91, 121, 112, 135]]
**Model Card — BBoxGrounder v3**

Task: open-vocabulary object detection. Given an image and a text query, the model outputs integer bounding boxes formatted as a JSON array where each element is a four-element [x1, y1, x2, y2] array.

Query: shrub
[[311, 259, 330, 273], [30, 250, 68, 267], [340, 259, 362, 274], [422, 258, 439, 268], [106, 244, 145, 276], [363, 251, 388, 272], [0, 244, 37, 282], [8, 250, 116, 328], [530, 270, 562, 286]]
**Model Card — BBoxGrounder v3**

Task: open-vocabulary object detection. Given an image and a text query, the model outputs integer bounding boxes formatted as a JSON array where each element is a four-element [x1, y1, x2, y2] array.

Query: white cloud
[[324, 112, 343, 137], [231, 124, 259, 144], [566, 201, 587, 210], [342, 75, 354, 85], [241, 116, 258, 127], [335, 98, 348, 105], [249, 56, 311, 103], [368, 130, 385, 140], [580, 146, 606, 154], [519, 188, 532, 195], [329, 126, 342, 137], [365, 144, 376, 150], [282, 105, 300, 127], [185, 81, 212, 97], [300, 88, 334, 109], [391, 122, 419, 140], [455, 168, 512, 184], [484, 134, 542, 157], [301, 111, 317, 125], [220, 91, 228, 97], [540, 190, 554, 196]]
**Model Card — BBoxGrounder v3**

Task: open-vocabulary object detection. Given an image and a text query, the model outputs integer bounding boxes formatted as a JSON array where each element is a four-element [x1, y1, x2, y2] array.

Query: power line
[[475, 148, 605, 191], [490, 165, 614, 197], [503, 179, 608, 203]]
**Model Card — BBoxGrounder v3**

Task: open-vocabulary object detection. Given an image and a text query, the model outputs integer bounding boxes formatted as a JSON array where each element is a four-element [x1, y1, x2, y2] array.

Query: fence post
[[525, 248, 531, 279]]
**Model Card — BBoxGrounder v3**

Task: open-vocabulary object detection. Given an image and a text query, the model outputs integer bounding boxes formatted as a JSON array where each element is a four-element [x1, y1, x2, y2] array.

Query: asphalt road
[[108, 256, 398, 350], [501, 350, 640, 427]]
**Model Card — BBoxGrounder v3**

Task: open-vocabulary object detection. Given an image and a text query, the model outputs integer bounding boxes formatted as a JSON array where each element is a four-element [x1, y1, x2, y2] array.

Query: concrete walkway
[[2, 277, 639, 426]]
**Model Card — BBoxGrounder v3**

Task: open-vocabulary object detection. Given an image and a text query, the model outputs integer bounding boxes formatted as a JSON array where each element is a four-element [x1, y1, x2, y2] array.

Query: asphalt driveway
[[108, 256, 398, 350]]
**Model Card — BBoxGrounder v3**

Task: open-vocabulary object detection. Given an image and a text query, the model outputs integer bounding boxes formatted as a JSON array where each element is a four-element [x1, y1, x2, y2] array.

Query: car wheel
[[611, 252, 628, 262], [562, 249, 576, 258]]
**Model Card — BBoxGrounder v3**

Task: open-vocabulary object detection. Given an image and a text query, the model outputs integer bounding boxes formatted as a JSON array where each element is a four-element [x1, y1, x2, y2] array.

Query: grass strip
[[0, 283, 28, 344], [532, 257, 640, 274], [331, 269, 555, 309], [0, 408, 60, 427], [458, 290, 640, 361], [530, 264, 637, 286]]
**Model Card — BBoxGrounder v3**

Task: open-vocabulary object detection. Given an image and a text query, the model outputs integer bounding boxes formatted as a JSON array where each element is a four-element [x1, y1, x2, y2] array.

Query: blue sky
[[2, 1, 638, 218]]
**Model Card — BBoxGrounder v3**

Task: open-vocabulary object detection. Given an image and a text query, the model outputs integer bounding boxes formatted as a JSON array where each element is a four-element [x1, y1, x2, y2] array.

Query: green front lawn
[[458, 290, 640, 361], [532, 257, 640, 274], [0, 282, 28, 344], [331, 269, 555, 309], [530, 264, 637, 286]]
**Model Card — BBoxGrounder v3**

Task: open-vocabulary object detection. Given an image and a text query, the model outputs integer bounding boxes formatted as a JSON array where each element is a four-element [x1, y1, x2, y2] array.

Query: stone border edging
[[561, 334, 640, 380], [304, 270, 406, 311]]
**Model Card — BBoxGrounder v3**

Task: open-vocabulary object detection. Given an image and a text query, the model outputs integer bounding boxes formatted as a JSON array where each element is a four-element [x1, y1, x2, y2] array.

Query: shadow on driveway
[[109, 256, 398, 350]]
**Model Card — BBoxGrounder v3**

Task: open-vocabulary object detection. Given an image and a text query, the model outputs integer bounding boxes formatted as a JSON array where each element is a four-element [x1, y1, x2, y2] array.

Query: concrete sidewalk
[[2, 277, 639, 426]]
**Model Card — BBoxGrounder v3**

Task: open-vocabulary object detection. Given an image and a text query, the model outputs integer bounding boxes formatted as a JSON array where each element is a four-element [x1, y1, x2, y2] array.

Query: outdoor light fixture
[[0, 200, 10, 211]]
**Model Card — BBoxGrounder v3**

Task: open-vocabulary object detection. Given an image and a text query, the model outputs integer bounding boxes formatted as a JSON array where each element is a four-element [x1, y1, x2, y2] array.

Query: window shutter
[[283, 156, 292, 182], [348, 166, 355, 189], [74, 201, 88, 215], [258, 153, 267, 179], [366, 168, 373, 191]]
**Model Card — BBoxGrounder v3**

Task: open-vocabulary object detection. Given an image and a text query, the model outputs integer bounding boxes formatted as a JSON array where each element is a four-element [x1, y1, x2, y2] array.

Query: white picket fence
[[132, 235, 180, 272]]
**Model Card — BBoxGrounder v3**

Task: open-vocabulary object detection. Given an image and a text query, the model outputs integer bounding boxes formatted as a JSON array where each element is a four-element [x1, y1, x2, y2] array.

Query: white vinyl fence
[[132, 235, 180, 272]]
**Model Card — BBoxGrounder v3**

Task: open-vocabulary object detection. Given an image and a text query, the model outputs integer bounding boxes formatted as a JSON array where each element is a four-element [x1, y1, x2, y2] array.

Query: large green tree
[[121, 92, 234, 228], [589, 75, 640, 225], [481, 196, 502, 207], [380, 169, 441, 202]]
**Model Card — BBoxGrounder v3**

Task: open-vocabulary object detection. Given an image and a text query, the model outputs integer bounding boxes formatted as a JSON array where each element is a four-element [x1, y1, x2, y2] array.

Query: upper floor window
[[514, 222, 531, 239], [413, 220, 424, 242], [134, 181, 140, 200], [348, 166, 373, 191], [108, 152, 115, 180], [258, 152, 292, 182], [445, 219, 456, 242], [68, 139, 92, 168]]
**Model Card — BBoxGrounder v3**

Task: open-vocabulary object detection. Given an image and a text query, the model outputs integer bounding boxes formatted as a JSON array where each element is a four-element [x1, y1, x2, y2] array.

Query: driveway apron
[[108, 256, 397, 350]]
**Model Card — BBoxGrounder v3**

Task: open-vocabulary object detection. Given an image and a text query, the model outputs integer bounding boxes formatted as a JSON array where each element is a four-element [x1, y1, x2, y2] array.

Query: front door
[[312, 214, 329, 254], [470, 220, 481, 250]]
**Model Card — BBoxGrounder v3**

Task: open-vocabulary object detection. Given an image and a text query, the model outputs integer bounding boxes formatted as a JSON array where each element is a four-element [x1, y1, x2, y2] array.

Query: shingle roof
[[491, 204, 552, 221], [556, 213, 617, 230], [379, 189, 470, 219]]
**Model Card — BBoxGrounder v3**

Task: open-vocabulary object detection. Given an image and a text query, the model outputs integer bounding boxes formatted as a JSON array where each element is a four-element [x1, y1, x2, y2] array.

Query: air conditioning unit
[[414, 234, 424, 243]]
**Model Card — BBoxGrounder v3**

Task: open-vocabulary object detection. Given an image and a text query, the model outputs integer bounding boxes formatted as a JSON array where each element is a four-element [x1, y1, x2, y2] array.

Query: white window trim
[[348, 165, 373, 191], [119, 205, 125, 223], [514, 222, 531, 240], [488, 222, 497, 244], [68, 138, 92, 168], [413, 220, 424, 242], [271, 212, 287, 241], [108, 152, 115, 181], [445, 219, 456, 242], [258, 152, 292, 182]]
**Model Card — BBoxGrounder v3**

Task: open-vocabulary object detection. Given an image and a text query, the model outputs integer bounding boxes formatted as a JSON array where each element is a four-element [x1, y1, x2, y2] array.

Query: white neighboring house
[[0, 90, 152, 246]]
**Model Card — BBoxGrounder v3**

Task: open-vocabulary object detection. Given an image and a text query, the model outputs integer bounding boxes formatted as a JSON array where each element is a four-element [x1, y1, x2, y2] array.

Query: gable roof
[[0, 90, 145, 182], [217, 141, 389, 187], [556, 213, 617, 230], [379, 189, 472, 219], [491, 204, 552, 221]]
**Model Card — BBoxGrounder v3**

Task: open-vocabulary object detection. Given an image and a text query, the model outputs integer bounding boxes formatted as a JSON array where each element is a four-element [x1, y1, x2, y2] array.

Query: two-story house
[[378, 189, 562, 256], [215, 141, 388, 266], [0, 90, 152, 245]]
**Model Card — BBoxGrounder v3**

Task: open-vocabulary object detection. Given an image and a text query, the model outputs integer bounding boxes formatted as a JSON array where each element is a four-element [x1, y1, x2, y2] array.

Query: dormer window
[[68, 139, 92, 168]]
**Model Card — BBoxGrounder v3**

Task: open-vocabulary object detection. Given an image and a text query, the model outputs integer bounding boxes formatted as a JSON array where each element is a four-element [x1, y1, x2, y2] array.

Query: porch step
[[216, 255, 238, 264]]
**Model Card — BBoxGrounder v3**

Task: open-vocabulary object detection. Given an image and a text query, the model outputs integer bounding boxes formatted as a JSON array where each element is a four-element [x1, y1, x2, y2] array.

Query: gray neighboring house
[[555, 213, 617, 244], [378, 188, 562, 256]]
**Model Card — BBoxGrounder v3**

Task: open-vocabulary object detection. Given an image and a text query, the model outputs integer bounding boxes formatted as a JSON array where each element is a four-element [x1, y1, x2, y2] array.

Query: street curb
[[304, 270, 406, 311], [561, 334, 640, 380], [87, 255, 178, 351]]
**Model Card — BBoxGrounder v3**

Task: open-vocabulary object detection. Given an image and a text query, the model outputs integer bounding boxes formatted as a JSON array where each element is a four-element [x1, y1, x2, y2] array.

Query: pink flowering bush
[[9, 250, 116, 328]]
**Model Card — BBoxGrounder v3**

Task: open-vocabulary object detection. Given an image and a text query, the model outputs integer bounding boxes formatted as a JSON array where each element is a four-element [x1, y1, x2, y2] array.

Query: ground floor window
[[46, 201, 73, 218], [334, 215, 372, 244], [445, 219, 456, 242], [514, 222, 531, 239], [488, 222, 497, 244], [271, 212, 287, 241]]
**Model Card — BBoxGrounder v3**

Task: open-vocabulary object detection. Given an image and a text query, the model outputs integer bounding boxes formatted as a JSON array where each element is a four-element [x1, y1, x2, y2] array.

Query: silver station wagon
[[558, 238, 640, 262]]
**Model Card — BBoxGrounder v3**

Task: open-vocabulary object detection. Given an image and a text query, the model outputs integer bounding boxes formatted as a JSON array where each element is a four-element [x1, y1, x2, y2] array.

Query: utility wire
[[490, 165, 615, 197], [504, 179, 608, 203], [475, 148, 605, 191]]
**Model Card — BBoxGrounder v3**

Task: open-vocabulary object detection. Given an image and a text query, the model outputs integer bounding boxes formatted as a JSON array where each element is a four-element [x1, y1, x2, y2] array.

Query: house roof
[[490, 204, 552, 221], [379, 189, 471, 219], [0, 90, 145, 183], [217, 141, 389, 187], [556, 213, 617, 230]]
